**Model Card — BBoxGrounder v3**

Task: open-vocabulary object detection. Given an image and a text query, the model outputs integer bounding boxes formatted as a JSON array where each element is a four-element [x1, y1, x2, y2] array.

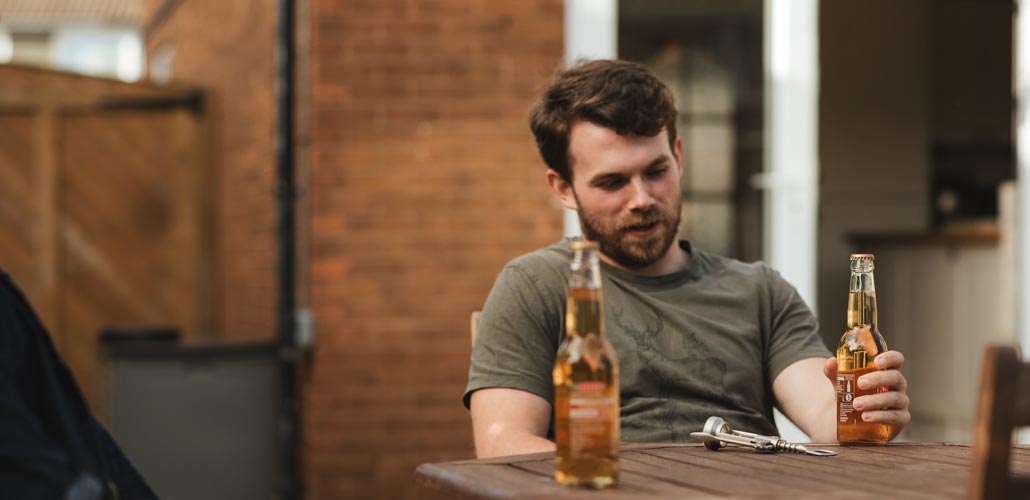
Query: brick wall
[[145, 0, 278, 340], [306, 1, 563, 497], [146, 0, 565, 497]]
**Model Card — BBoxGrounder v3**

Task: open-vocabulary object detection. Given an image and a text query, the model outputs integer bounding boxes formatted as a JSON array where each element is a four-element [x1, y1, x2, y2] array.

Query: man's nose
[[627, 178, 656, 211]]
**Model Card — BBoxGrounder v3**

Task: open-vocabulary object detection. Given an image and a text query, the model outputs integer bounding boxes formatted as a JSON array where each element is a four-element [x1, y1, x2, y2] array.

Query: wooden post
[[171, 108, 199, 339], [34, 107, 61, 348]]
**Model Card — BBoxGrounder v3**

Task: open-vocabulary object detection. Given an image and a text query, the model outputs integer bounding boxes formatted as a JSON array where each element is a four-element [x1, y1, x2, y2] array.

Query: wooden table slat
[[415, 443, 1030, 499], [844, 445, 972, 467], [623, 450, 813, 496], [645, 446, 950, 500], [726, 448, 966, 498], [414, 463, 558, 500], [633, 447, 829, 495], [508, 454, 723, 498]]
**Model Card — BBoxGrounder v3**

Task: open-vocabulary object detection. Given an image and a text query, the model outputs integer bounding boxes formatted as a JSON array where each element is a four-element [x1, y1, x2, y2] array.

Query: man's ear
[[545, 169, 578, 211], [673, 136, 684, 175]]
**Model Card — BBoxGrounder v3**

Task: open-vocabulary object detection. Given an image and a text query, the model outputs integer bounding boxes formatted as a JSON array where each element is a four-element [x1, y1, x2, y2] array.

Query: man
[[464, 59, 910, 458]]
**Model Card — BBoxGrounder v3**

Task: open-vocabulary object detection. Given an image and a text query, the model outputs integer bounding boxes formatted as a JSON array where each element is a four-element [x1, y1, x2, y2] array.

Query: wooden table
[[415, 443, 1030, 499]]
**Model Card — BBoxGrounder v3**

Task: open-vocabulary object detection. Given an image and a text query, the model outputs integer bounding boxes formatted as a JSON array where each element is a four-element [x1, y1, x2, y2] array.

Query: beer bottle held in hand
[[836, 254, 890, 444], [553, 240, 620, 488]]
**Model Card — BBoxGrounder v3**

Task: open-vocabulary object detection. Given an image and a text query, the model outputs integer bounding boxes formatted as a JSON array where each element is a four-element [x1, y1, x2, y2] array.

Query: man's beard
[[575, 195, 682, 269]]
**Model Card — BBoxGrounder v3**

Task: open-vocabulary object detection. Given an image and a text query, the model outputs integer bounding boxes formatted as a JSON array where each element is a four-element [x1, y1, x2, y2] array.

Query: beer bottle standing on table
[[553, 240, 620, 487], [836, 253, 890, 444]]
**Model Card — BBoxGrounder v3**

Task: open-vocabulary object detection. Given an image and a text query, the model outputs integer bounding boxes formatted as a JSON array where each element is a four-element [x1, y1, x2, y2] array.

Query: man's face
[[552, 121, 683, 270]]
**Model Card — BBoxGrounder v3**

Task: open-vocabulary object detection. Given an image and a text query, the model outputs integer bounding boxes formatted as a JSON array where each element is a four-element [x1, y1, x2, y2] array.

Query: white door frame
[[562, 0, 617, 237], [1015, 1, 1030, 357], [763, 0, 820, 311]]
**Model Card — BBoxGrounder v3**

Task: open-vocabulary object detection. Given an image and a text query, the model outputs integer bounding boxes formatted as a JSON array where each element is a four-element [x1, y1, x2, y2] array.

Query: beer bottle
[[836, 253, 890, 444], [553, 240, 620, 487]]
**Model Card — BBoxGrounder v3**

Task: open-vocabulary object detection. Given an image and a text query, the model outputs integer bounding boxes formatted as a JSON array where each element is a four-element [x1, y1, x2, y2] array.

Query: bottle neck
[[847, 271, 877, 329], [570, 247, 602, 290], [567, 246, 604, 338]]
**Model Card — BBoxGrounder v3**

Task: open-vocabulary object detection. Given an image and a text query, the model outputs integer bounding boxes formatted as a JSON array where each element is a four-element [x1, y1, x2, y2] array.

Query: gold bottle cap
[[570, 239, 599, 251], [850, 253, 874, 261]]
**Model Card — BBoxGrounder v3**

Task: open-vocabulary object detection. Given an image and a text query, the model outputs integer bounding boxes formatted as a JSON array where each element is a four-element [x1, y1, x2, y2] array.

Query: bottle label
[[836, 366, 885, 424], [568, 382, 616, 458], [836, 372, 858, 423]]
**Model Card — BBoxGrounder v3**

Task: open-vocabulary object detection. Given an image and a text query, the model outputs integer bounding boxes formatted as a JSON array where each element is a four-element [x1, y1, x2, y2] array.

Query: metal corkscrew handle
[[689, 416, 838, 457], [771, 439, 838, 456]]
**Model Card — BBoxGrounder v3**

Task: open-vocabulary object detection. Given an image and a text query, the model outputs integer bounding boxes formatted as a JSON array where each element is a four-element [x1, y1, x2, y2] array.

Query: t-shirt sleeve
[[763, 266, 832, 382], [463, 262, 564, 409]]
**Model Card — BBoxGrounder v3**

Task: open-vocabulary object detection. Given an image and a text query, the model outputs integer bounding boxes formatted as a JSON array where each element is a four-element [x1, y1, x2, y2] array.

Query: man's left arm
[[772, 352, 911, 443]]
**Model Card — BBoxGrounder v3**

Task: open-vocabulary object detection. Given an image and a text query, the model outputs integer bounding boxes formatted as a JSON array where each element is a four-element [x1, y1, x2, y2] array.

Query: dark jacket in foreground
[[0, 272, 157, 500]]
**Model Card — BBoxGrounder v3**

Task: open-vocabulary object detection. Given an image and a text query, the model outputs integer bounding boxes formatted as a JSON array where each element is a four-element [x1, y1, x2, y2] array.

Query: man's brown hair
[[529, 59, 678, 183]]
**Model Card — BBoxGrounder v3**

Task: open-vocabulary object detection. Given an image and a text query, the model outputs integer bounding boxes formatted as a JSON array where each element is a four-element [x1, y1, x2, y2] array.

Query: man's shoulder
[[502, 240, 571, 277], [689, 247, 794, 299], [694, 247, 772, 280]]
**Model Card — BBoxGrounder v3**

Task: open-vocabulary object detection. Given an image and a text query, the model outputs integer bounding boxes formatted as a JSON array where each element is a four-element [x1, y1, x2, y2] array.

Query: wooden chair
[[969, 344, 1030, 499], [470, 311, 481, 346]]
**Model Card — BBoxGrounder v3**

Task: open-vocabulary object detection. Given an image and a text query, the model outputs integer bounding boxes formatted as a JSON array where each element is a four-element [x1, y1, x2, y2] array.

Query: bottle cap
[[850, 253, 875, 272]]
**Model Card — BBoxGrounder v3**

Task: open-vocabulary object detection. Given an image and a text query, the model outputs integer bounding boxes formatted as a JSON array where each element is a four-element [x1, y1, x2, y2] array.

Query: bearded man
[[464, 59, 911, 458]]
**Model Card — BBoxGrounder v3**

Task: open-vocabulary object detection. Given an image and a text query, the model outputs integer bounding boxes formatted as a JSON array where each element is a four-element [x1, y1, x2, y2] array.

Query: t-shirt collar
[[599, 240, 703, 287]]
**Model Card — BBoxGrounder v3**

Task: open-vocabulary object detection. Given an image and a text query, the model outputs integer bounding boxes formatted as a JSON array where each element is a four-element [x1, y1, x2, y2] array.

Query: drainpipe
[[275, 0, 300, 498]]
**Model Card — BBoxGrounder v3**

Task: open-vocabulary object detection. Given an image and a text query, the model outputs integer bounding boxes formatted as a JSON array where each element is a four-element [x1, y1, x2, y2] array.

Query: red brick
[[150, 0, 564, 497], [146, 0, 279, 340]]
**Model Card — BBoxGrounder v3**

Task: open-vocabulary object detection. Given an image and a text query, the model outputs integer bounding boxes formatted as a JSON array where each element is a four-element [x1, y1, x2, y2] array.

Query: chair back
[[470, 311, 481, 346], [969, 344, 1030, 499]]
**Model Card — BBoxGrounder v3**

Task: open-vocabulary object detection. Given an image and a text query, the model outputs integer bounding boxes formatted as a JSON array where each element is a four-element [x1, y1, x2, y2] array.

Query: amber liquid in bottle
[[836, 254, 890, 445], [553, 242, 619, 488]]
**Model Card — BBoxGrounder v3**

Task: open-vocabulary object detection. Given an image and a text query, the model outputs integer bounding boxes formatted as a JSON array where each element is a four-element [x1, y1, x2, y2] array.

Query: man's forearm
[[805, 394, 839, 443], [773, 357, 839, 442], [476, 432, 556, 459]]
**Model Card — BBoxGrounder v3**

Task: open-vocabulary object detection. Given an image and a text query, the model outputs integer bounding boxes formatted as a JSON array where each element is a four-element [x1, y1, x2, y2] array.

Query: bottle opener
[[689, 416, 838, 456]]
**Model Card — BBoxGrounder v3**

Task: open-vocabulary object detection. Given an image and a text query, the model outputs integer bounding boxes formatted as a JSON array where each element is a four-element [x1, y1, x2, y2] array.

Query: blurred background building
[[0, 0, 1026, 499], [0, 0, 144, 80]]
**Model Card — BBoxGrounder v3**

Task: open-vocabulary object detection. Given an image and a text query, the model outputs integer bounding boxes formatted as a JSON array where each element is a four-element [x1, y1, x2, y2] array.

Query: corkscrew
[[689, 416, 838, 457]]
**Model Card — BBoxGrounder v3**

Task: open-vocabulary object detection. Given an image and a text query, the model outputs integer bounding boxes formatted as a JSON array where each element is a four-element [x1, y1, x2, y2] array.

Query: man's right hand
[[824, 351, 911, 441], [469, 388, 555, 458]]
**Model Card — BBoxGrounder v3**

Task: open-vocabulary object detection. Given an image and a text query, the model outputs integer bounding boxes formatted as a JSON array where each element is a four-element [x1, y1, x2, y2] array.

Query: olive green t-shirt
[[463, 239, 831, 442]]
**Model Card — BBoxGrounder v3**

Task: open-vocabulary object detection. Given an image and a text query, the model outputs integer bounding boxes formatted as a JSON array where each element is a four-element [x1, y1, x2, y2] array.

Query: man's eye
[[596, 179, 626, 190], [646, 167, 668, 178]]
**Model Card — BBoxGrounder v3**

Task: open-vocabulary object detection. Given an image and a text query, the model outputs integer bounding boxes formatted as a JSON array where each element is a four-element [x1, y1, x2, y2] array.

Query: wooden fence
[[0, 64, 215, 408]]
